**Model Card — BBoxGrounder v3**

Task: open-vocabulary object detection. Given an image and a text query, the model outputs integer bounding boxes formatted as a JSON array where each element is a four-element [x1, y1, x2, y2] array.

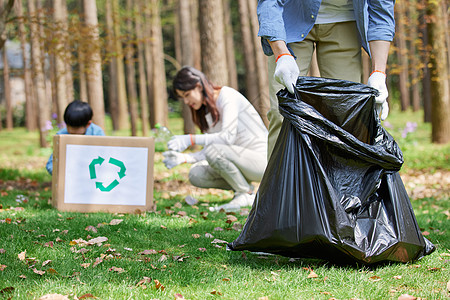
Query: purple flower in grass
[[401, 122, 417, 138]]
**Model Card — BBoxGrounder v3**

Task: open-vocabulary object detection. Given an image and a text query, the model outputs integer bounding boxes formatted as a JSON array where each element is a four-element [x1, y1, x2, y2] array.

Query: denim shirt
[[257, 0, 395, 56], [46, 123, 105, 175]]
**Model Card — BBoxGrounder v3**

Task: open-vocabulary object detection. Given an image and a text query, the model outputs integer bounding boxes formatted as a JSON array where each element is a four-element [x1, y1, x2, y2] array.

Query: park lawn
[[0, 108, 449, 300]]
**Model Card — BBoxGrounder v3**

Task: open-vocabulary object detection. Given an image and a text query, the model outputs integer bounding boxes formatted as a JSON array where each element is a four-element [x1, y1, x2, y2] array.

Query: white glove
[[367, 71, 389, 120], [167, 134, 193, 152], [274, 54, 299, 94], [162, 151, 189, 169]]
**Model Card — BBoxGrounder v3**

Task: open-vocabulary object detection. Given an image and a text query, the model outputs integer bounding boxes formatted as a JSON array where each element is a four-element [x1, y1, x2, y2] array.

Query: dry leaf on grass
[[398, 294, 417, 300], [0, 265, 6, 271], [39, 294, 69, 300], [78, 293, 96, 299], [18, 250, 26, 261], [139, 249, 157, 255], [33, 268, 45, 275], [108, 266, 125, 273], [154, 279, 165, 290], [174, 293, 185, 299], [109, 219, 123, 225], [307, 270, 318, 278], [369, 275, 381, 282]]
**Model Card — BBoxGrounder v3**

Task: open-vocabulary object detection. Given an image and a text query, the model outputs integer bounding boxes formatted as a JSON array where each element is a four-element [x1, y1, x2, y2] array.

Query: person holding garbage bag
[[163, 66, 268, 212], [259, 0, 395, 157]]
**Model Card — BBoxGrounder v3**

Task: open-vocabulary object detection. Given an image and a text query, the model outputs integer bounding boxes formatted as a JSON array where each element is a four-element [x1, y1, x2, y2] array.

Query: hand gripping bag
[[229, 77, 435, 265]]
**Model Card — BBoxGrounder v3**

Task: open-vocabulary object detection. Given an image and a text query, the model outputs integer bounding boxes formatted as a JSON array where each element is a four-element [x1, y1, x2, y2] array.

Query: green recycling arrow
[[109, 157, 126, 179], [96, 180, 119, 192], [89, 156, 105, 179]]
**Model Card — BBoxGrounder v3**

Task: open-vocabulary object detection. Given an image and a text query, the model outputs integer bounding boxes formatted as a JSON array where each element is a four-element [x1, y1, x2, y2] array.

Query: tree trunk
[[419, 0, 432, 123], [408, 0, 421, 111], [248, 0, 270, 127], [15, 0, 37, 131], [105, 0, 119, 130], [149, 0, 168, 127], [82, 0, 105, 129], [190, 0, 201, 70], [2, 46, 12, 129], [143, 1, 155, 127], [53, 0, 69, 124], [199, 0, 228, 85], [61, 0, 74, 105], [112, 0, 130, 130], [29, 0, 50, 147], [78, 47, 88, 102], [223, 0, 238, 90], [177, 0, 196, 134], [237, 0, 258, 106], [125, 0, 138, 136], [134, 0, 149, 136], [428, 0, 450, 143], [0, 0, 14, 50], [395, 0, 410, 111]]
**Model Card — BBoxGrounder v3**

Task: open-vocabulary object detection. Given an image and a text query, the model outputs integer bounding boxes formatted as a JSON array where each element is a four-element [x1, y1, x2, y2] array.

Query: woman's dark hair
[[63, 100, 93, 127], [172, 66, 220, 132]]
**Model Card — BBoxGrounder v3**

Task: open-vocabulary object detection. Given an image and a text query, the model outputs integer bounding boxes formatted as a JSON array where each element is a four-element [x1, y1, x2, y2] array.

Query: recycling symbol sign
[[89, 156, 126, 192]]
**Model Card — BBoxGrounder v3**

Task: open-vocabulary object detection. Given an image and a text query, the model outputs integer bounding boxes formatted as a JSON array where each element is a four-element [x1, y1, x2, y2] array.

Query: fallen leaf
[[232, 223, 242, 231], [192, 234, 200, 238], [47, 268, 58, 274], [214, 227, 224, 231], [108, 266, 125, 273], [109, 219, 123, 225], [55, 237, 63, 242], [33, 268, 45, 275], [39, 294, 69, 300], [137, 277, 152, 286], [154, 279, 165, 290], [0, 249, 5, 253], [398, 294, 417, 300], [447, 280, 450, 293], [139, 249, 157, 255], [85, 226, 98, 233], [92, 257, 103, 267], [44, 241, 54, 248], [210, 290, 222, 295], [393, 275, 402, 279], [174, 293, 185, 299], [0, 287, 14, 294], [78, 294, 96, 299], [124, 247, 133, 251], [211, 239, 228, 244], [19, 275, 26, 279], [222, 278, 230, 281], [158, 255, 168, 262], [81, 263, 91, 268], [369, 275, 381, 282], [307, 270, 318, 278], [87, 236, 108, 246], [198, 248, 207, 252], [422, 231, 430, 236], [174, 202, 183, 208], [226, 215, 238, 222], [205, 233, 214, 238], [42, 260, 52, 267], [0, 265, 6, 271], [18, 250, 26, 261], [258, 297, 269, 300]]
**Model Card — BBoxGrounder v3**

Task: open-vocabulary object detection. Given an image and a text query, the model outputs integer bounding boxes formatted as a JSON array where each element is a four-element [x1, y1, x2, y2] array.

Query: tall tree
[[395, 0, 410, 111], [105, 0, 119, 130], [198, 0, 228, 85], [0, 0, 14, 50], [2, 46, 12, 129], [427, 0, 450, 143], [61, 0, 74, 104], [134, 0, 149, 136], [29, 0, 51, 147], [190, 0, 201, 70], [143, 1, 154, 127], [82, 0, 105, 129], [112, 0, 130, 130], [237, 0, 258, 105], [149, 0, 168, 127], [53, 0, 69, 124], [125, 0, 138, 136], [177, 0, 195, 134], [419, 0, 432, 122], [222, 0, 238, 90], [248, 0, 269, 127], [408, 0, 421, 111]]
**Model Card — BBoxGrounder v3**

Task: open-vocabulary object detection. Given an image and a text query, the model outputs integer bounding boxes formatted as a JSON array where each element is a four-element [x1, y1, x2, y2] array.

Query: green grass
[[0, 110, 449, 300]]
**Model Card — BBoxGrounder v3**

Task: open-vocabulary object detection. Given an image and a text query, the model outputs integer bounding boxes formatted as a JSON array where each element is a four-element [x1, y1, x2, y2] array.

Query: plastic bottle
[[154, 123, 173, 143]]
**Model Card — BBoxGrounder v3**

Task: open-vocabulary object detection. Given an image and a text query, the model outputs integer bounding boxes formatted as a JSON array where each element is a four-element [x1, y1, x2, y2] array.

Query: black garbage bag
[[229, 77, 435, 265]]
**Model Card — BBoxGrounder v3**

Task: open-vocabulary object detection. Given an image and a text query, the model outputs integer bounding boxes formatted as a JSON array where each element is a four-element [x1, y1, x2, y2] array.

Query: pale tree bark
[[2, 46, 12, 129], [223, 0, 238, 90], [29, 0, 51, 147], [61, 0, 74, 104], [177, 0, 195, 134], [105, 1, 119, 130], [198, 0, 228, 85], [134, 0, 149, 136], [238, 0, 258, 106], [428, 0, 450, 144], [395, 0, 410, 111], [125, 0, 138, 136], [53, 0, 69, 124], [82, 0, 105, 129], [0, 0, 14, 51], [142, 1, 154, 127], [190, 0, 201, 70], [78, 47, 88, 102], [248, 0, 270, 127], [112, 0, 130, 130], [149, 0, 168, 127], [15, 0, 37, 130], [408, 0, 421, 111]]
